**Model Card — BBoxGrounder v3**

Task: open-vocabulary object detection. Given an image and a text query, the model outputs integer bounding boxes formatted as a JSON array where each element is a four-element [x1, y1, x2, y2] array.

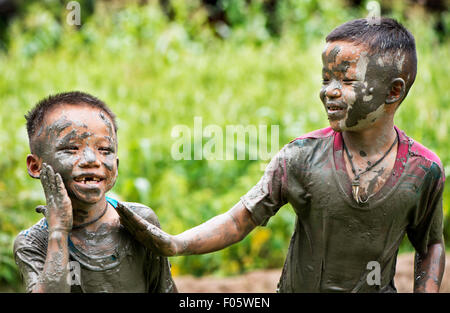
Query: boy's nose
[[79, 147, 100, 167], [325, 87, 342, 98]]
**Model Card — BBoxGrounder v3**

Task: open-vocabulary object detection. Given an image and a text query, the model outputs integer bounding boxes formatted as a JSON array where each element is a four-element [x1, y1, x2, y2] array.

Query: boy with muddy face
[[14, 92, 177, 293], [115, 18, 445, 292]]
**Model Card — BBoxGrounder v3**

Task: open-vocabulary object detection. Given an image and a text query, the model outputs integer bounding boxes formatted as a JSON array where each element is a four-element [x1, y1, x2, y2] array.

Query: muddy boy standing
[[14, 92, 177, 292], [116, 18, 445, 292]]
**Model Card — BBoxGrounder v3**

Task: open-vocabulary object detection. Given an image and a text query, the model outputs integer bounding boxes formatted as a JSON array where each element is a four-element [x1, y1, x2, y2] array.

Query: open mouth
[[326, 103, 347, 120], [326, 104, 346, 112], [73, 175, 105, 185]]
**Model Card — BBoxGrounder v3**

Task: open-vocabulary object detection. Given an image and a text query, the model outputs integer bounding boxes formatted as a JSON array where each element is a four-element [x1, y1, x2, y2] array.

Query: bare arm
[[32, 163, 73, 293], [115, 200, 257, 257], [413, 240, 445, 293], [32, 229, 71, 293]]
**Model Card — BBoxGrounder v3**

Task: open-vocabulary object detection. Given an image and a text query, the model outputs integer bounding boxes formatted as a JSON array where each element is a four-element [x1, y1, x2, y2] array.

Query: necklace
[[343, 135, 398, 204], [72, 202, 109, 230]]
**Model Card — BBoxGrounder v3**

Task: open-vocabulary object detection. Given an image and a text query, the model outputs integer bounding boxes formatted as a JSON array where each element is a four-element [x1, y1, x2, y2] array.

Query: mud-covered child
[[14, 91, 177, 293], [115, 18, 446, 293]]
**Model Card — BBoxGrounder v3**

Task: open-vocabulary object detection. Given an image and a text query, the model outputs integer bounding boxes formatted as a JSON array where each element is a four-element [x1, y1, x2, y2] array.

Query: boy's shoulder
[[408, 137, 443, 168], [120, 201, 161, 228], [397, 127, 445, 182], [277, 126, 335, 161], [397, 127, 444, 169], [290, 126, 335, 143], [14, 217, 48, 253]]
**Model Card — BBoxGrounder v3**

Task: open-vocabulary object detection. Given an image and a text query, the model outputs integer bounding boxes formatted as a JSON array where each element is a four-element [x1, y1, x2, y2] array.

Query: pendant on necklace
[[351, 178, 360, 204]]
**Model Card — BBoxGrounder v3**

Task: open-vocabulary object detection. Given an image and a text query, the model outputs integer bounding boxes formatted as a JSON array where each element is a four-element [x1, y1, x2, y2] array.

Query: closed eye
[[99, 147, 113, 155], [58, 146, 79, 153], [343, 79, 356, 85]]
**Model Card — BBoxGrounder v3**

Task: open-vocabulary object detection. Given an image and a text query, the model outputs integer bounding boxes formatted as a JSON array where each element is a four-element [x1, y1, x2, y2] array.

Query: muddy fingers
[[38, 163, 73, 232], [115, 202, 149, 231], [115, 202, 177, 256]]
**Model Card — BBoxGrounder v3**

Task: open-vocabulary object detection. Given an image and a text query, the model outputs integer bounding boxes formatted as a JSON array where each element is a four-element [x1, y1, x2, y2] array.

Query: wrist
[[172, 235, 185, 256], [48, 227, 71, 235]]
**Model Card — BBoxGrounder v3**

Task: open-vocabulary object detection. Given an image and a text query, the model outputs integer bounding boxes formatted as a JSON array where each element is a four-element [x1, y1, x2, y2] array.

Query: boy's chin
[[69, 191, 106, 205], [328, 119, 364, 133], [328, 120, 344, 133]]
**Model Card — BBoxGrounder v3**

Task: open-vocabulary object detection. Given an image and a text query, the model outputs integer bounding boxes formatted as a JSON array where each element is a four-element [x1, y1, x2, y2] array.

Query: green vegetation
[[0, 0, 448, 291]]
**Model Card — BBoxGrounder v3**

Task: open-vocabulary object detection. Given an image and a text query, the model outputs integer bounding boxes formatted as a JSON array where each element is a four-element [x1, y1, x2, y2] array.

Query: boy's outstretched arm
[[115, 201, 257, 256], [413, 240, 445, 293]]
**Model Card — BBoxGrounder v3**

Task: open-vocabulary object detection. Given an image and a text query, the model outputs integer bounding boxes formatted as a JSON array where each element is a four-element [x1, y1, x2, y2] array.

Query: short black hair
[[25, 91, 118, 154], [326, 17, 417, 96]]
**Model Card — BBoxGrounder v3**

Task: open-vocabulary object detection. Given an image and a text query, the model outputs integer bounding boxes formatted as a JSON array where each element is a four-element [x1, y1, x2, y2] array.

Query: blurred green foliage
[[0, 0, 449, 291]]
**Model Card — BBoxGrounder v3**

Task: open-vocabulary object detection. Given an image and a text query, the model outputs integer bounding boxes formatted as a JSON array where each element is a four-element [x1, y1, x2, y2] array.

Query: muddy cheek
[[51, 153, 80, 182], [360, 82, 386, 114], [103, 155, 118, 191], [344, 83, 374, 128], [366, 90, 386, 112], [105, 175, 117, 192], [102, 156, 115, 172], [350, 56, 392, 119], [345, 101, 366, 128]]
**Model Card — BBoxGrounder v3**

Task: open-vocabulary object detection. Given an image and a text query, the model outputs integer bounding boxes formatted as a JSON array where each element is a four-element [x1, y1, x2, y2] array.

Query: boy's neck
[[341, 117, 397, 157], [71, 197, 109, 227]]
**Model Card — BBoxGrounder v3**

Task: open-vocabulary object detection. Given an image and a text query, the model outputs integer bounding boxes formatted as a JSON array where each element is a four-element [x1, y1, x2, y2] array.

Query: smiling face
[[320, 41, 401, 132], [30, 103, 118, 204]]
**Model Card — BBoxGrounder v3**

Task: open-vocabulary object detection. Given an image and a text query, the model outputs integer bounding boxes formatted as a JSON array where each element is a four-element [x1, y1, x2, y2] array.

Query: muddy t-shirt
[[241, 126, 445, 293], [14, 198, 176, 293]]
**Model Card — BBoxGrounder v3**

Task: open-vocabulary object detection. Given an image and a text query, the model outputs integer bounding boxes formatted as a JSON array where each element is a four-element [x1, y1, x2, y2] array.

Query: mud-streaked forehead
[[323, 41, 407, 73], [43, 104, 116, 139], [322, 41, 368, 64]]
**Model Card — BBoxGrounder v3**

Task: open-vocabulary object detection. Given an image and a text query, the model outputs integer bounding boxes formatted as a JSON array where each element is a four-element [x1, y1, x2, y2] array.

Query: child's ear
[[385, 78, 406, 105], [26, 154, 42, 179]]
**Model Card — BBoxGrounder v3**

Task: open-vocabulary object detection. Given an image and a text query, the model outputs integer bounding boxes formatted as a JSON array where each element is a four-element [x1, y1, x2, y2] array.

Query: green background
[[0, 0, 449, 291]]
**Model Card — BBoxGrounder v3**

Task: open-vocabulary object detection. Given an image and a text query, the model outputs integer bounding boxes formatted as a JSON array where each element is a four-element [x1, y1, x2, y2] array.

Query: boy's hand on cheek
[[115, 202, 177, 256], [39, 163, 73, 233]]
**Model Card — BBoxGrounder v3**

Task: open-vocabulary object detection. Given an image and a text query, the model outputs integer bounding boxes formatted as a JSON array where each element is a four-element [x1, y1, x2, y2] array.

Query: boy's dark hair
[[25, 91, 118, 154], [326, 17, 417, 99]]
